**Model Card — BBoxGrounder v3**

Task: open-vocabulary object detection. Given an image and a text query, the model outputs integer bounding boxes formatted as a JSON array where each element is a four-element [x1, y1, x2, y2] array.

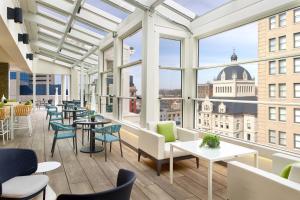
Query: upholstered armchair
[[138, 121, 199, 176], [0, 148, 49, 200]]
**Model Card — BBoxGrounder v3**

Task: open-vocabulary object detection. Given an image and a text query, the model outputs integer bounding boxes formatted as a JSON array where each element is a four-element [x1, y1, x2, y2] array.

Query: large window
[[159, 38, 182, 126], [195, 12, 300, 153], [100, 46, 114, 115], [120, 29, 142, 126]]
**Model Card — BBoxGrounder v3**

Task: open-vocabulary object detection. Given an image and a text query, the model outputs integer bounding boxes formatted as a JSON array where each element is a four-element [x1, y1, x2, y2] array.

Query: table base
[[80, 146, 104, 153]]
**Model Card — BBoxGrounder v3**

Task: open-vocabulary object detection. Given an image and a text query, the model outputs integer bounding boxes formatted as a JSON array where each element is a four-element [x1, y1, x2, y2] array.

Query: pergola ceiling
[[22, 0, 231, 69]]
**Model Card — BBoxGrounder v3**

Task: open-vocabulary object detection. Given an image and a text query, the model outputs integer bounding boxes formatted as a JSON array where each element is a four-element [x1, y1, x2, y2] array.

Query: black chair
[[56, 169, 136, 200], [0, 148, 48, 200]]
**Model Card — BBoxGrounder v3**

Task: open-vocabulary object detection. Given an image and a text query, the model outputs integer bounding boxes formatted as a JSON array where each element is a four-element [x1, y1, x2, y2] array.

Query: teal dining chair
[[94, 124, 123, 161], [49, 121, 77, 157], [48, 111, 64, 130], [46, 105, 57, 119]]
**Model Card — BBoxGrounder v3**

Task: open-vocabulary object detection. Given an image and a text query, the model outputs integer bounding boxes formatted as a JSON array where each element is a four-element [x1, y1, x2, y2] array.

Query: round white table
[[36, 161, 61, 174]]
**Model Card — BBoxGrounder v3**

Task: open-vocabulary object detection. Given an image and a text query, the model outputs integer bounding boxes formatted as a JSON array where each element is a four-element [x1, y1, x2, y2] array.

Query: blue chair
[[0, 149, 48, 200], [46, 105, 57, 119], [48, 111, 63, 130], [56, 169, 136, 200], [94, 124, 123, 161], [49, 121, 77, 157]]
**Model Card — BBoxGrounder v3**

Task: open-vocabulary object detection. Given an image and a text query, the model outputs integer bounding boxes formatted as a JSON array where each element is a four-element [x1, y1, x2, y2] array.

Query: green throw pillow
[[280, 162, 300, 179], [157, 123, 175, 142], [280, 164, 292, 179]]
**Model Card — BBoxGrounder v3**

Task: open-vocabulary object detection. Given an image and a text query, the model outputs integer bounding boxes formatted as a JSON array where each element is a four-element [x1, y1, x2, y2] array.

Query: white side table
[[36, 162, 60, 200], [36, 161, 61, 174]]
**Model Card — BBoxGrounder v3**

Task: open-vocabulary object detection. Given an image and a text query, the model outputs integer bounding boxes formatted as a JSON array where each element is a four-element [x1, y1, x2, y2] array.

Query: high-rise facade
[[257, 8, 300, 152]]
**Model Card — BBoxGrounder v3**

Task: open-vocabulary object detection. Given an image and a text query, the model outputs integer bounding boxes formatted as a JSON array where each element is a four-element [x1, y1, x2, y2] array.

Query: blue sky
[[122, 22, 258, 93]]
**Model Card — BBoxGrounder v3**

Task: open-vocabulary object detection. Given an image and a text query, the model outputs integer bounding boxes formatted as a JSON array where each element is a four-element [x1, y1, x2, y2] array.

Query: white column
[[140, 11, 159, 128], [32, 73, 36, 109], [16, 72, 20, 101], [98, 48, 103, 113], [61, 74, 66, 101], [182, 36, 197, 129], [113, 37, 122, 120], [70, 69, 79, 100], [46, 74, 49, 100], [80, 65, 84, 107]]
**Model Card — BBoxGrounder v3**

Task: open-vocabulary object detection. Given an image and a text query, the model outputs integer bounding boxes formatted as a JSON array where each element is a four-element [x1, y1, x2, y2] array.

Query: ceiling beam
[[24, 13, 65, 33], [37, 0, 74, 14], [71, 46, 98, 68], [55, 0, 83, 57], [124, 0, 148, 11], [149, 0, 166, 10], [102, 0, 135, 13]]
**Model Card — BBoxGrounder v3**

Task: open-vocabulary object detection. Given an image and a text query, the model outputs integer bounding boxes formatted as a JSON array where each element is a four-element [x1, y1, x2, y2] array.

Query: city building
[[197, 53, 257, 142], [257, 8, 300, 151], [197, 83, 213, 98]]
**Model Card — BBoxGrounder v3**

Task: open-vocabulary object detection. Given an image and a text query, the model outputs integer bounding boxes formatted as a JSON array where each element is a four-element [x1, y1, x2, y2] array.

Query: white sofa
[[228, 153, 300, 200], [138, 121, 199, 175]]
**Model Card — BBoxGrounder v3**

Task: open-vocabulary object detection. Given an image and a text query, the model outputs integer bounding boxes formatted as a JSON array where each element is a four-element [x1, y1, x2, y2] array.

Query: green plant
[[24, 101, 32, 105], [7, 99, 17, 102], [0, 102, 4, 108], [200, 133, 220, 148]]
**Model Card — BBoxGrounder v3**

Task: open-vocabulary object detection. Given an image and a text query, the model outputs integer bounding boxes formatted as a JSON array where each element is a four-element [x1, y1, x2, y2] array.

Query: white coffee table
[[36, 161, 61, 174], [169, 140, 258, 200]]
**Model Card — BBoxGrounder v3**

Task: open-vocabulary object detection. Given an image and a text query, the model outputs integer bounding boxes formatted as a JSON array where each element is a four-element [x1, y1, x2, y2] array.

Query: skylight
[[84, 0, 129, 19], [74, 21, 108, 37], [173, 0, 232, 16], [37, 4, 69, 23], [38, 27, 62, 39]]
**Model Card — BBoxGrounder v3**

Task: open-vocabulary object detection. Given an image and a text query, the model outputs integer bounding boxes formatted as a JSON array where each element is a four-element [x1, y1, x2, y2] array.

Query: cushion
[[157, 122, 176, 142], [1, 175, 49, 198], [280, 162, 300, 184], [147, 121, 177, 139]]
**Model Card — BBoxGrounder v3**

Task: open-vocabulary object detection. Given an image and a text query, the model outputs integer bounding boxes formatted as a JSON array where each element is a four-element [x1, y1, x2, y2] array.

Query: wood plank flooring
[[0, 110, 228, 200]]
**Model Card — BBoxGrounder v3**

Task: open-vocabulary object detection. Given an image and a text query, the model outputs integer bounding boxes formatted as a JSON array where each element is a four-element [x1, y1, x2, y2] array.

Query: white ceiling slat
[[24, 13, 66, 33], [83, 3, 122, 23], [33, 41, 58, 52], [68, 29, 101, 45], [77, 8, 118, 32], [123, 0, 148, 10], [102, 0, 135, 13], [72, 46, 98, 68], [163, 0, 195, 20], [55, 0, 83, 56], [60, 49, 82, 60], [156, 5, 191, 28], [73, 24, 105, 39], [37, 0, 74, 14], [38, 27, 62, 39], [149, 0, 166, 9]]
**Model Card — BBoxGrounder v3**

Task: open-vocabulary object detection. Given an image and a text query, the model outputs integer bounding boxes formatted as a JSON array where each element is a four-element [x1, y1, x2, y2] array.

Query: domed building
[[198, 52, 257, 142]]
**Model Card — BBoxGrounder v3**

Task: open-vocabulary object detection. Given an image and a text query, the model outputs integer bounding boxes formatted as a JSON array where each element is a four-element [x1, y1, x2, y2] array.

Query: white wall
[[32, 59, 71, 75]]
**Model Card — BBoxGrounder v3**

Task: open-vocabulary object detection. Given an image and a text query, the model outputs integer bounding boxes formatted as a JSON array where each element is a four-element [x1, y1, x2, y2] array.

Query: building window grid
[[279, 59, 286, 74], [269, 84, 276, 97], [294, 58, 300, 72], [269, 107, 276, 120], [279, 131, 287, 146], [294, 8, 300, 23], [279, 36, 286, 50], [294, 33, 300, 48], [269, 61, 276, 75], [269, 16, 276, 29], [294, 109, 300, 123], [294, 134, 300, 149], [279, 13, 286, 27], [279, 83, 286, 98], [294, 83, 300, 98], [279, 107, 286, 122], [269, 38, 276, 52], [269, 130, 276, 144]]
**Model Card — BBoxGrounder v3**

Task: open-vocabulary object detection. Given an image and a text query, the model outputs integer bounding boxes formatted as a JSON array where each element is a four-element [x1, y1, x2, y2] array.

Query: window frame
[[278, 107, 286, 122], [279, 12, 286, 27], [279, 35, 286, 50], [269, 130, 276, 144], [269, 107, 276, 121], [279, 131, 287, 146]]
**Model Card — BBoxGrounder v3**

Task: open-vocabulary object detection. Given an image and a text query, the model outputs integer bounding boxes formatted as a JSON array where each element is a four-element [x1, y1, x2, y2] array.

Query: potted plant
[[90, 115, 96, 122], [200, 133, 220, 148]]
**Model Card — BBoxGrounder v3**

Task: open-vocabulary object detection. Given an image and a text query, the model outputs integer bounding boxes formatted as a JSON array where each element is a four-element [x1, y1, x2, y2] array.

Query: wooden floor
[[1, 110, 228, 200]]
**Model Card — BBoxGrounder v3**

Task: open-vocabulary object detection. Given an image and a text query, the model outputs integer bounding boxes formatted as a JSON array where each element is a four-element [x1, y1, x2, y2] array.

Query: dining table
[[74, 118, 111, 154]]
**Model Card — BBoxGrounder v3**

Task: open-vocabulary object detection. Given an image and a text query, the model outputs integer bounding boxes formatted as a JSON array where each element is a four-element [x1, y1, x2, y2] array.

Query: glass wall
[[159, 38, 182, 126], [196, 8, 300, 154], [120, 29, 142, 125]]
